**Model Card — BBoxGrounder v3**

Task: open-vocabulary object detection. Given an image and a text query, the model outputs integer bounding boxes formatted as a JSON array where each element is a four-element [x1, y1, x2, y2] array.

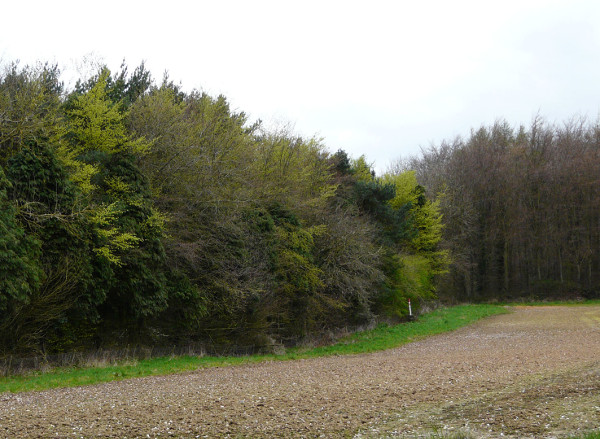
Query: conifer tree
[[0, 165, 42, 318]]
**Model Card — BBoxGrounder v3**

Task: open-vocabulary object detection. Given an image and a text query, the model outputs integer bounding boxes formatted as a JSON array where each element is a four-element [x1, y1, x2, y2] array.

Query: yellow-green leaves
[[140, 207, 168, 238], [55, 144, 98, 194], [378, 169, 451, 311], [67, 71, 150, 156], [89, 202, 141, 266], [105, 176, 132, 197], [385, 170, 446, 253], [351, 155, 374, 182], [386, 170, 418, 208], [61, 71, 157, 266]]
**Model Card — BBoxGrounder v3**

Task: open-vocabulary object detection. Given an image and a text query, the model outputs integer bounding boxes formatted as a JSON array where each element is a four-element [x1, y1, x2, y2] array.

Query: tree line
[[405, 118, 600, 301], [0, 61, 446, 355]]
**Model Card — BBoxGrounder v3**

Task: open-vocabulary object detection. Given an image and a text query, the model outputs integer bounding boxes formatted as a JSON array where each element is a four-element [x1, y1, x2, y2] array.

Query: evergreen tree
[[0, 165, 42, 322], [2, 141, 105, 352], [65, 69, 204, 340]]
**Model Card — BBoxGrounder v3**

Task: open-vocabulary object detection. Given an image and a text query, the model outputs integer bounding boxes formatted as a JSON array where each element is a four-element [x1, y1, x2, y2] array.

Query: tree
[[1, 141, 103, 352], [409, 118, 600, 301], [71, 60, 152, 110], [0, 164, 42, 341], [0, 62, 63, 163], [64, 69, 150, 263], [62, 70, 205, 341]]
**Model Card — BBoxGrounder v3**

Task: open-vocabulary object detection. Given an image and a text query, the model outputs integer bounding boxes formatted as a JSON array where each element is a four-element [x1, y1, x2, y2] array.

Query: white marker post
[[408, 299, 413, 318]]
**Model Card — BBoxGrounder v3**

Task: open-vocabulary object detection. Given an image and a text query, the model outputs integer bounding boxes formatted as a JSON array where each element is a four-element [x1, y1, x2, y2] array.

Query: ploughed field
[[1, 306, 599, 438]]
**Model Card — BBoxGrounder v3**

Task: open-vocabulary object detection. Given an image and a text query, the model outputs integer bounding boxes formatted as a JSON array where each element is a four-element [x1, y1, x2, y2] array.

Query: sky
[[2, 0, 600, 172]]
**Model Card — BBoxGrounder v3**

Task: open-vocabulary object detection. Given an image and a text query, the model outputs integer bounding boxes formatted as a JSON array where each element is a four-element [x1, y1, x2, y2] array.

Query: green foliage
[[2, 57, 599, 363], [64, 70, 154, 267], [378, 253, 436, 318], [0, 62, 63, 162], [380, 170, 451, 312], [71, 61, 153, 110], [250, 129, 334, 210], [94, 154, 169, 322], [568, 432, 600, 439], [270, 208, 324, 336], [385, 170, 446, 253], [331, 149, 352, 175], [351, 155, 375, 181], [1, 141, 105, 352], [0, 165, 42, 315], [103, 61, 153, 109], [386, 170, 419, 206], [0, 59, 451, 355], [66, 70, 149, 157], [353, 179, 411, 245]]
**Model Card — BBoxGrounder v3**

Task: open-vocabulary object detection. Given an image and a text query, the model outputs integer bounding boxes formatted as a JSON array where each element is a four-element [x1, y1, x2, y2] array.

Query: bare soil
[[1, 306, 599, 438]]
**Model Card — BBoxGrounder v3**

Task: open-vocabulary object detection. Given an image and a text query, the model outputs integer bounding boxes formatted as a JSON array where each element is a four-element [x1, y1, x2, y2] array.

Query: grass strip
[[500, 299, 600, 307], [568, 433, 600, 439], [287, 303, 508, 358], [420, 432, 600, 439], [0, 304, 507, 394]]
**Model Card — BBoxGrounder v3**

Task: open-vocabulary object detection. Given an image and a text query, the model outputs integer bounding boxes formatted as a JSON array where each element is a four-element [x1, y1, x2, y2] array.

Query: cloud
[[3, 0, 600, 170]]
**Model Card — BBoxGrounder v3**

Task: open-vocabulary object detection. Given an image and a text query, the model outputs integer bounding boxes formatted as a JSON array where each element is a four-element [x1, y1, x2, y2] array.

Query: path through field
[[1, 306, 599, 438]]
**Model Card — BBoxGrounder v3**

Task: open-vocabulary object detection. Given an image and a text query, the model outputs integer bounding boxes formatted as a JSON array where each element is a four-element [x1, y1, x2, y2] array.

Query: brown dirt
[[1, 306, 599, 438]]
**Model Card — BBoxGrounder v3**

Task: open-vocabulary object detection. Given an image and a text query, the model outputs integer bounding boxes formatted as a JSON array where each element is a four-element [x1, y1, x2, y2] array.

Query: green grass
[[500, 299, 600, 307], [417, 429, 600, 439], [568, 432, 600, 439], [423, 433, 474, 439], [287, 304, 508, 358], [0, 304, 507, 394]]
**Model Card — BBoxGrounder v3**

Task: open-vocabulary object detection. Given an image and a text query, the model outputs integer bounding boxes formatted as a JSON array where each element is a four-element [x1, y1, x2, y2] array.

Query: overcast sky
[[2, 0, 600, 172]]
